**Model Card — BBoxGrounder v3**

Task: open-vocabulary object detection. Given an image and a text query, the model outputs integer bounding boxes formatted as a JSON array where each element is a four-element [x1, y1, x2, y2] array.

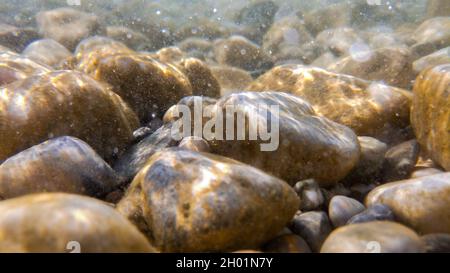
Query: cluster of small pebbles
[[0, 0, 449, 253]]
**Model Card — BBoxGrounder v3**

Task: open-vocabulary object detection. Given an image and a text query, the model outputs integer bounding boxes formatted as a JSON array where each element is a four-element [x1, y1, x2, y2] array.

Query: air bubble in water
[[349, 42, 373, 62]]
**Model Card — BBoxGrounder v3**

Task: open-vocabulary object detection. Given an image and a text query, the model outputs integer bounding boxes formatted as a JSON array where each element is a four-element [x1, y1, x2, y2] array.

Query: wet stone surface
[[0, 193, 154, 252], [0, 70, 138, 162], [0, 137, 121, 200], [366, 172, 450, 234], [412, 65, 450, 171], [247, 65, 412, 144], [321, 221, 425, 253], [0, 0, 449, 254], [117, 148, 299, 252]]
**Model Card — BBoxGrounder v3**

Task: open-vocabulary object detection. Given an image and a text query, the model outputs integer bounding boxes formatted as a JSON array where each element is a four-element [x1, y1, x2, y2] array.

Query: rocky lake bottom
[[0, 0, 449, 253]]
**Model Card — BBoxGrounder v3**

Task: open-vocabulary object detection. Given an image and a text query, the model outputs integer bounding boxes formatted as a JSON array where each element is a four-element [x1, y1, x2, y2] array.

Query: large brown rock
[[411, 17, 450, 57], [262, 17, 314, 61], [76, 44, 192, 122], [247, 65, 412, 142], [328, 47, 416, 89], [210, 65, 253, 96], [117, 148, 299, 252], [74, 36, 132, 59], [173, 58, 221, 98], [366, 173, 450, 234], [315, 27, 363, 57], [0, 136, 121, 200], [214, 35, 273, 72], [0, 193, 154, 253], [321, 221, 425, 253], [411, 65, 450, 170], [0, 51, 51, 87], [0, 70, 138, 162], [182, 92, 360, 186], [36, 8, 104, 51], [22, 39, 72, 68]]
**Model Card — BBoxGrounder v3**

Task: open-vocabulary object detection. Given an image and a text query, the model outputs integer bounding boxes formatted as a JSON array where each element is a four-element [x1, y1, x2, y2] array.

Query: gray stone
[[347, 204, 395, 225], [290, 211, 332, 252], [329, 195, 365, 227]]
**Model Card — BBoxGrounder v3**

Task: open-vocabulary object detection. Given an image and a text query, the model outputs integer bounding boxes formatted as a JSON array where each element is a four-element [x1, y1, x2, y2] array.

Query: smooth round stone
[[76, 45, 193, 122], [153, 46, 186, 63], [247, 65, 412, 143], [262, 16, 314, 62], [413, 47, 450, 74], [0, 70, 139, 162], [173, 57, 221, 98], [411, 17, 450, 57], [382, 140, 420, 182], [0, 193, 154, 253], [179, 136, 210, 153], [117, 148, 299, 252], [207, 92, 360, 186], [321, 221, 425, 253], [74, 36, 131, 59], [411, 65, 450, 171], [347, 204, 395, 225], [0, 51, 51, 86], [422, 233, 450, 253], [22, 39, 72, 68], [294, 179, 324, 211], [328, 47, 415, 89], [366, 173, 450, 234], [0, 136, 120, 200], [262, 234, 311, 253], [316, 27, 363, 57], [214, 35, 273, 72], [210, 65, 253, 96], [36, 8, 104, 51], [329, 196, 365, 227], [290, 211, 332, 252], [343, 137, 387, 185]]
